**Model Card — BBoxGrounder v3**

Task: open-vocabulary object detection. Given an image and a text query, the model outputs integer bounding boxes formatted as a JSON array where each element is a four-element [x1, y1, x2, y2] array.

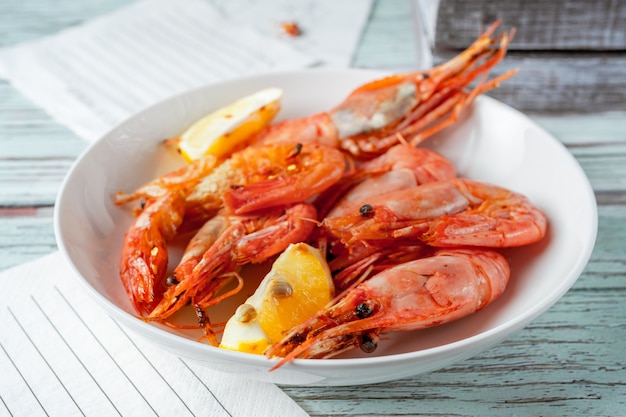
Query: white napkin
[[0, 251, 310, 417], [0, 0, 373, 141], [208, 0, 373, 68]]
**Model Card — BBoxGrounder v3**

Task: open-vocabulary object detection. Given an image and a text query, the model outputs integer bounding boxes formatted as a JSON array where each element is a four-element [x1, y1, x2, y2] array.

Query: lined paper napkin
[[0, 0, 373, 141], [0, 252, 310, 417]]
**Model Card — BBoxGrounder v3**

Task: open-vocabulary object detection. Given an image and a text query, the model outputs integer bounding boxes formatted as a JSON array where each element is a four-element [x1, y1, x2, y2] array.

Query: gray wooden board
[[435, 0, 626, 50], [432, 50, 626, 112]]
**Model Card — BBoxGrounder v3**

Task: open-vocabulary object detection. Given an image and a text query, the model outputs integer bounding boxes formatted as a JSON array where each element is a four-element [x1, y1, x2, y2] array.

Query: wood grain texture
[[435, 0, 626, 50], [1, 0, 626, 415], [434, 0, 626, 112], [433, 51, 626, 112]]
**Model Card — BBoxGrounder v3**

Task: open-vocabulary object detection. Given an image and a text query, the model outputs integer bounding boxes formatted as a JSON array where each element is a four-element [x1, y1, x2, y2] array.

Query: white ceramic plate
[[54, 69, 597, 386]]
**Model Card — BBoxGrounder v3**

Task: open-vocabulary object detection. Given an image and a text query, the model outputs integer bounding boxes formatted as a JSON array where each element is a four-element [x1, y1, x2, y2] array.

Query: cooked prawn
[[323, 178, 547, 248], [322, 144, 457, 218], [119, 191, 186, 315], [253, 21, 516, 159], [146, 203, 318, 339], [266, 248, 510, 365]]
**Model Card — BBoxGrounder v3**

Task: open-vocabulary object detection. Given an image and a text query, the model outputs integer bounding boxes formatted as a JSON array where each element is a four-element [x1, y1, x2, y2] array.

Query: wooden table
[[2, 1, 625, 415]]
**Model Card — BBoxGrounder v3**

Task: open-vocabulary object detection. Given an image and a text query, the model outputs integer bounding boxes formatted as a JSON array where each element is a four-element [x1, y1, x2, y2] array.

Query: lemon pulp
[[178, 87, 282, 162], [219, 243, 334, 354]]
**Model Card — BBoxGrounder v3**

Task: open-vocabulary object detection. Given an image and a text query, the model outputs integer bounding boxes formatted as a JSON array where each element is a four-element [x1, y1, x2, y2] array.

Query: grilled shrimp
[[266, 248, 510, 365]]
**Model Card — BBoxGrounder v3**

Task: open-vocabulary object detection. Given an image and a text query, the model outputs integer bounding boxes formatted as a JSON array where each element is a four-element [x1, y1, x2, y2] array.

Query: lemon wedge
[[177, 87, 283, 162], [220, 243, 334, 354]]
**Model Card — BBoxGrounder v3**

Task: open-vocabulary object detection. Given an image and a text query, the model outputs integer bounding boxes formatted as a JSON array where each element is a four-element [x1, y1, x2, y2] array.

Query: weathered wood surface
[[435, 0, 626, 50], [1, 0, 626, 416], [433, 51, 626, 112], [434, 0, 626, 112]]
